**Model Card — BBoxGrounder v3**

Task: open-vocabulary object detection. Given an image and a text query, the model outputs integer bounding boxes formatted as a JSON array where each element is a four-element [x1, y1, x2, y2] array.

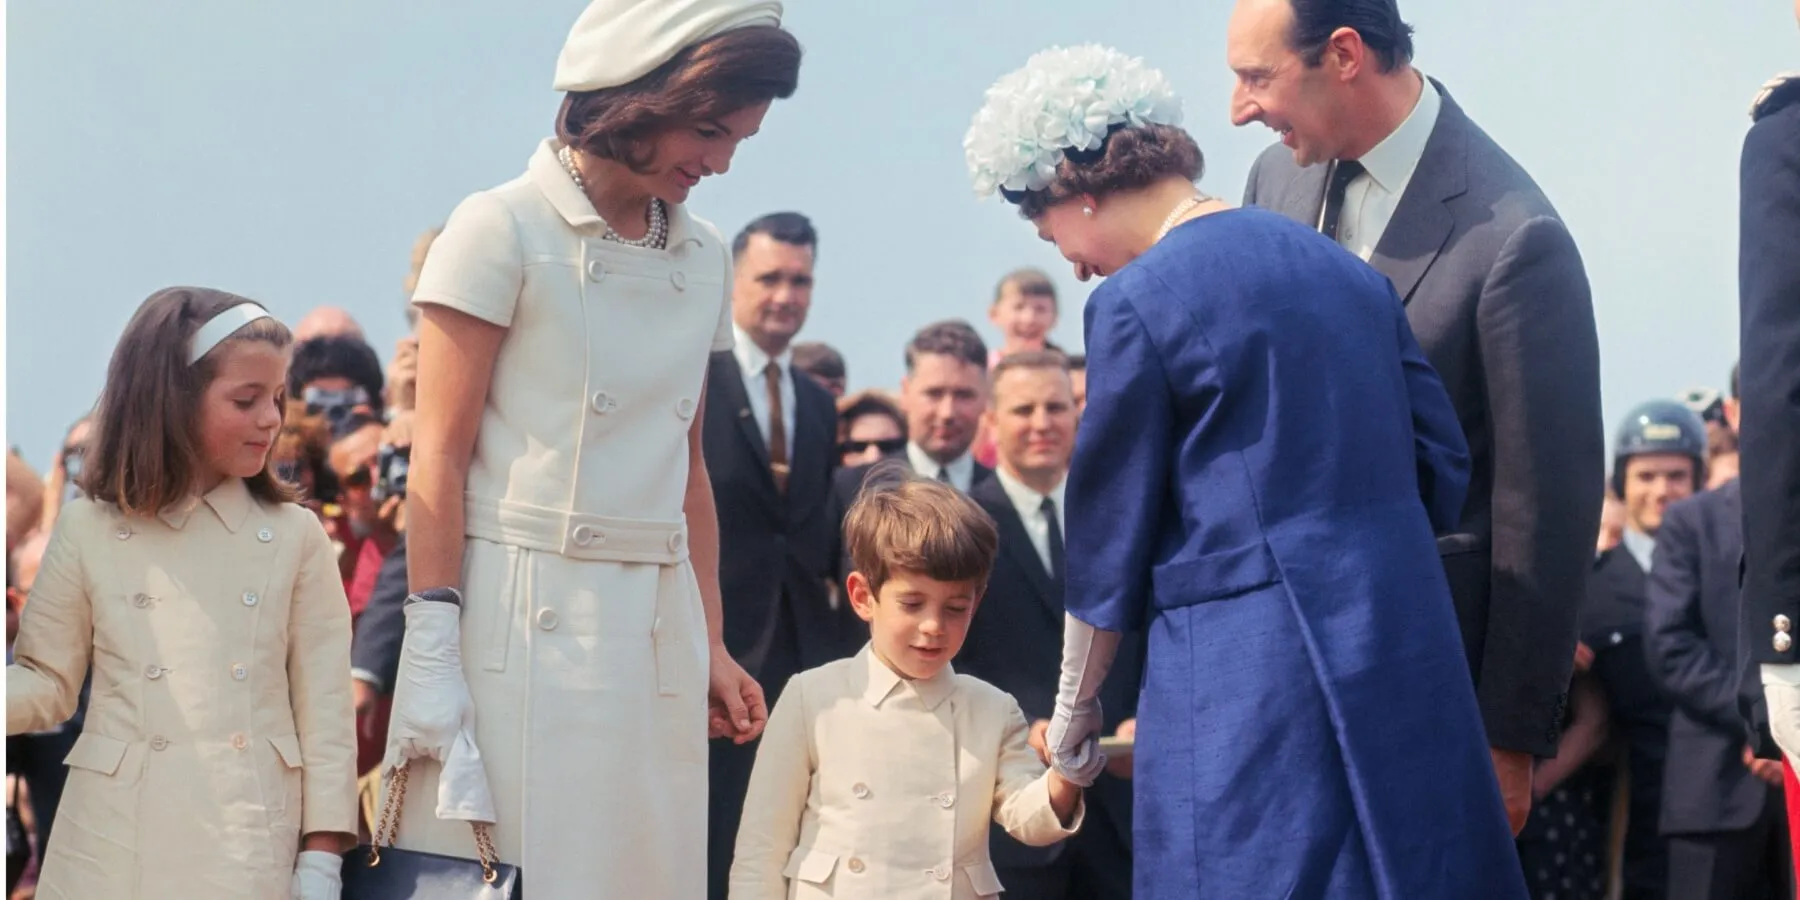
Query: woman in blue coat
[[964, 46, 1526, 899]]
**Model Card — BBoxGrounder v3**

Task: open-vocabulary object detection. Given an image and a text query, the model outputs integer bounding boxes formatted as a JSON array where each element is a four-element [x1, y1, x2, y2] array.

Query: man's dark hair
[[904, 320, 987, 372], [1289, 0, 1415, 73], [289, 335, 386, 415], [792, 341, 845, 381], [732, 211, 818, 260]]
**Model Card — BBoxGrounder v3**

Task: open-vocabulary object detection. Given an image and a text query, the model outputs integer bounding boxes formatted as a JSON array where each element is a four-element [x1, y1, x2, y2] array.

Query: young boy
[[986, 268, 1060, 367], [729, 473, 1083, 899]]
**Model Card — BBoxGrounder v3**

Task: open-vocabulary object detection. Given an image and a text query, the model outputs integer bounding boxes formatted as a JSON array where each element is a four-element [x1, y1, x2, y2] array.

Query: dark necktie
[[1319, 159, 1366, 243], [763, 362, 788, 494], [1041, 496, 1065, 585], [936, 466, 951, 485]]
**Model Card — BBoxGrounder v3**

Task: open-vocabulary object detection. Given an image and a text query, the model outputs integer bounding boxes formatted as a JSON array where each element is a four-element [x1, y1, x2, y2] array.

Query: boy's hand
[[1027, 719, 1051, 766], [1045, 769, 1082, 828]]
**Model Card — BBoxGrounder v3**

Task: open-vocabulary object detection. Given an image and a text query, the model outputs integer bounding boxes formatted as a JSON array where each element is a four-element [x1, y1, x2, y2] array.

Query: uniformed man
[[1739, 28, 1800, 884], [1585, 399, 1709, 899]]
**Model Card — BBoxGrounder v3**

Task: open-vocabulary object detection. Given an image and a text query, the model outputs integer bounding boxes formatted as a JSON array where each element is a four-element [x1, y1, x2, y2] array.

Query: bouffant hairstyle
[[836, 389, 905, 442], [1003, 123, 1205, 220], [844, 464, 999, 595], [556, 26, 802, 174], [84, 287, 297, 516]]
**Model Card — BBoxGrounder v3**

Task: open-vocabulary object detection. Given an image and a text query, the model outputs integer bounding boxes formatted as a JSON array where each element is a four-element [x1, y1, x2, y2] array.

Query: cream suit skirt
[[389, 536, 710, 898]]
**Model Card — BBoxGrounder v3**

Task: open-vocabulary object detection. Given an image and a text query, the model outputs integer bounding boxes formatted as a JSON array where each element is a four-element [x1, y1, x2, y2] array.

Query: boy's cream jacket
[[730, 645, 1082, 899]]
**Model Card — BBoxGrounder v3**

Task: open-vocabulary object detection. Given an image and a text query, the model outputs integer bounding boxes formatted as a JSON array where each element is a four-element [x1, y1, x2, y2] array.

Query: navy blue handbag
[[340, 762, 521, 899]]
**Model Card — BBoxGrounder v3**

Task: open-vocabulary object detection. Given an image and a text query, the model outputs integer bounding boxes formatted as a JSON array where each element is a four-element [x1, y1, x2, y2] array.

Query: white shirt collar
[[1621, 526, 1657, 573], [1354, 74, 1441, 194], [859, 643, 955, 711], [731, 322, 790, 382], [907, 442, 975, 488], [994, 465, 1065, 519]]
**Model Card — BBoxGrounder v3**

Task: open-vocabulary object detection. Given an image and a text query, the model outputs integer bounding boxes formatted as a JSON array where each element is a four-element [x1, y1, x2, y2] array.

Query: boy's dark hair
[[844, 463, 998, 595]]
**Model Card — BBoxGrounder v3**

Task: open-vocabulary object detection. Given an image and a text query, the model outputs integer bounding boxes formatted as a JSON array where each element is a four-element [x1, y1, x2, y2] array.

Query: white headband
[[188, 303, 273, 365]]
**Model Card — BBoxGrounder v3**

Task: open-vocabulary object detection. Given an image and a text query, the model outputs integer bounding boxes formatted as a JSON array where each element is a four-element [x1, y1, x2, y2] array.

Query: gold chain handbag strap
[[365, 761, 501, 885]]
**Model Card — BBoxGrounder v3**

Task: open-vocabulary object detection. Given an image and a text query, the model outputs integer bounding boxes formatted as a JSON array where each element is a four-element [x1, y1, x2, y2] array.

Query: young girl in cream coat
[[6, 287, 358, 899], [730, 475, 1082, 899]]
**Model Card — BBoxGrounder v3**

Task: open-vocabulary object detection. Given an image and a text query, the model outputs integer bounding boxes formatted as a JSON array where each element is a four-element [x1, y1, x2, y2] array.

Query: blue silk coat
[[1066, 207, 1527, 899]]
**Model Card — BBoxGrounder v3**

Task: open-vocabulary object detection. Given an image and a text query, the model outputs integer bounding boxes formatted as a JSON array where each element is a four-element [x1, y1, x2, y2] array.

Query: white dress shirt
[[1620, 526, 1656, 574], [1327, 74, 1443, 261], [994, 466, 1065, 576], [733, 323, 796, 456], [908, 442, 976, 493]]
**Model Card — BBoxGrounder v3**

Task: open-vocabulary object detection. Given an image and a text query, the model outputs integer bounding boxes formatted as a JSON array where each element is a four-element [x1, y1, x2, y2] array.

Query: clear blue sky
[[7, 1, 1793, 469]]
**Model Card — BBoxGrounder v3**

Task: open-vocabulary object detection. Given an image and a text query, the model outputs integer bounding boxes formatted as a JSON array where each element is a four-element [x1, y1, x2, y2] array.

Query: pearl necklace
[[1156, 194, 1213, 242], [557, 146, 669, 250]]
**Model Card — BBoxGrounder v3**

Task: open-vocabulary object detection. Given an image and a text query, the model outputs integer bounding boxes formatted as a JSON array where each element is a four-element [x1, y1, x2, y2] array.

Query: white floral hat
[[963, 44, 1184, 199]]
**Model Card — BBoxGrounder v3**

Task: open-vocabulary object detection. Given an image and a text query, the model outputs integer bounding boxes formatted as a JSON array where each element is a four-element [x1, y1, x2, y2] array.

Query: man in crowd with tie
[[834, 319, 994, 500], [956, 351, 1142, 900], [701, 212, 843, 900], [1231, 0, 1603, 833]]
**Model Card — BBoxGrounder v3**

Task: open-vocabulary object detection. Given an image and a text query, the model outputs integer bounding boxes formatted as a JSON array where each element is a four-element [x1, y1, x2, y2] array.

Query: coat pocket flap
[[781, 847, 839, 884], [63, 733, 129, 775], [269, 733, 304, 768], [964, 860, 1005, 894]]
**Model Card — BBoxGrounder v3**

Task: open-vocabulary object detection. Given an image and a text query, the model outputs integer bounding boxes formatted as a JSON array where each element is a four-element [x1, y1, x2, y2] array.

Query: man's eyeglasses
[[838, 437, 906, 457]]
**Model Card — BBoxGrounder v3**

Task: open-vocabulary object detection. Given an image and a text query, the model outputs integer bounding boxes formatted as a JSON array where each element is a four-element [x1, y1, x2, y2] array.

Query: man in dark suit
[[1230, 0, 1603, 831], [1738, 45, 1800, 860], [703, 212, 842, 900], [1586, 399, 1710, 898], [1648, 368, 1792, 900], [831, 321, 995, 559], [953, 351, 1140, 900]]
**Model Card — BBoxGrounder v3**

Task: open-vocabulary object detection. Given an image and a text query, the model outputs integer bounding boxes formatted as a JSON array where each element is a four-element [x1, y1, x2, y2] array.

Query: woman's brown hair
[[83, 286, 297, 516], [1004, 123, 1205, 220], [556, 25, 802, 173]]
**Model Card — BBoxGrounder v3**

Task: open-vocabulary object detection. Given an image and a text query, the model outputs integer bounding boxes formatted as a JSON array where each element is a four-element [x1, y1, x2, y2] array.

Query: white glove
[[1046, 614, 1121, 787], [290, 850, 342, 900], [381, 599, 497, 823], [1764, 664, 1800, 763]]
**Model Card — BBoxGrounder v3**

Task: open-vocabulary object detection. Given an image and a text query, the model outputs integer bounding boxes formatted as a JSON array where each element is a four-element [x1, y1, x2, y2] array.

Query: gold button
[[1777, 615, 1792, 633], [149, 736, 169, 751], [1777, 633, 1793, 653], [847, 858, 865, 874], [230, 733, 248, 750]]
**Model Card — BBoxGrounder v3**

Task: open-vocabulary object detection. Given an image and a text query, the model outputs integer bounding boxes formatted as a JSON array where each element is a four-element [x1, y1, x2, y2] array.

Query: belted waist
[[463, 494, 689, 565]]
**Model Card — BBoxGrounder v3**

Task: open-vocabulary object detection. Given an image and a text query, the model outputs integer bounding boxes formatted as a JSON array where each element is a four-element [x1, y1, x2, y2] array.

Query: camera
[[303, 386, 375, 440], [372, 444, 410, 503]]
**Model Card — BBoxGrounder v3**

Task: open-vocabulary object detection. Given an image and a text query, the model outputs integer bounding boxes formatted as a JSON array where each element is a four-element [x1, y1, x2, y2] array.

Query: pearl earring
[[1082, 206, 1094, 217]]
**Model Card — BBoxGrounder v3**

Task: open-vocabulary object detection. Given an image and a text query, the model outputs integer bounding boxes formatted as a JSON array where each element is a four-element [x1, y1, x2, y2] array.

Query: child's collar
[[860, 643, 956, 711], [157, 477, 251, 533]]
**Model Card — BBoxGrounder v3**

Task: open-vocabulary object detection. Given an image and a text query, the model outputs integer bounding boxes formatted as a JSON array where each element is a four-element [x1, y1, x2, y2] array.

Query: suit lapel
[[711, 353, 777, 496], [970, 477, 1061, 621], [1281, 162, 1331, 227], [786, 371, 829, 513], [1369, 81, 1468, 304]]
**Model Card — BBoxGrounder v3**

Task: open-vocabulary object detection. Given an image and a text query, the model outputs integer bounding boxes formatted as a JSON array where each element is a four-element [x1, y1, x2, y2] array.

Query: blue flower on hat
[[964, 45, 1183, 198]]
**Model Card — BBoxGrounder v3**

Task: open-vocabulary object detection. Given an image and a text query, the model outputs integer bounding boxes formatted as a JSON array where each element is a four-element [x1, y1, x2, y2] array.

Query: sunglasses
[[839, 437, 906, 457]]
